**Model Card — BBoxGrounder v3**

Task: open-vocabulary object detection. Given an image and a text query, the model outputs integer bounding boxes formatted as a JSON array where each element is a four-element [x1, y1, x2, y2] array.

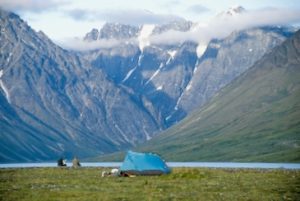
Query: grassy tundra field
[[0, 167, 299, 201]]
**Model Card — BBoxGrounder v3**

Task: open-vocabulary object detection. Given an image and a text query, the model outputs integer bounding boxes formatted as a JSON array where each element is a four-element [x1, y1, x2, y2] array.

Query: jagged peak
[[101, 22, 138, 29], [227, 5, 246, 15], [83, 28, 99, 41], [99, 22, 139, 40], [216, 5, 246, 18], [152, 19, 193, 34]]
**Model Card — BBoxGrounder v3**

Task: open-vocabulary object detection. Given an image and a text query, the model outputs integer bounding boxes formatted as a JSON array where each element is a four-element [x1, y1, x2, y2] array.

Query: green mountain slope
[[137, 30, 300, 162]]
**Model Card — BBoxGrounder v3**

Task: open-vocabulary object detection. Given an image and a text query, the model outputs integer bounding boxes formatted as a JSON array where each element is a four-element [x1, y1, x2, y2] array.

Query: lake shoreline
[[1, 162, 300, 169]]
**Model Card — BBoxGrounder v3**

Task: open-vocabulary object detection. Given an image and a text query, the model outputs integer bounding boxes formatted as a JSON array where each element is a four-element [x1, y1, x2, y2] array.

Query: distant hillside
[[137, 30, 300, 162]]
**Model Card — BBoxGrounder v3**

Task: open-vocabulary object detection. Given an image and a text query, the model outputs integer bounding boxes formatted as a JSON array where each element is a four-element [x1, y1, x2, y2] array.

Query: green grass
[[0, 167, 299, 201]]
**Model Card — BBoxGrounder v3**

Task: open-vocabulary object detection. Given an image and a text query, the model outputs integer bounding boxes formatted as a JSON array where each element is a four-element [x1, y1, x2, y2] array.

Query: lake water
[[0, 162, 300, 169]]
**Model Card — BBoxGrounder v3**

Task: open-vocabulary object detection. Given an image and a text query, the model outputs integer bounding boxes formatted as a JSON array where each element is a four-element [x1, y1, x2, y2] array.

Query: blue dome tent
[[119, 151, 171, 176]]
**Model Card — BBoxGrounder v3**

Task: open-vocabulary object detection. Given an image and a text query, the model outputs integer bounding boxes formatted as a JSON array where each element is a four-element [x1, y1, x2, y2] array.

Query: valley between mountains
[[0, 7, 299, 162]]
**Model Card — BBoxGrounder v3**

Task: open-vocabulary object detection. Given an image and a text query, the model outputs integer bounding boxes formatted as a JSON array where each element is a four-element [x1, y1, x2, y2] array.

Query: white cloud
[[65, 9, 184, 25], [0, 0, 67, 13], [60, 7, 300, 52], [59, 37, 138, 51], [150, 7, 300, 45], [105, 9, 184, 25], [186, 4, 210, 14], [67, 9, 91, 21], [149, 30, 196, 45], [207, 7, 300, 38]]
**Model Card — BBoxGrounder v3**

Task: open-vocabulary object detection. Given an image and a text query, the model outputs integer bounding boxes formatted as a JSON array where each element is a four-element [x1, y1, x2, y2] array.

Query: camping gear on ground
[[101, 171, 109, 177], [101, 168, 119, 177], [111, 168, 119, 176], [119, 151, 171, 176]]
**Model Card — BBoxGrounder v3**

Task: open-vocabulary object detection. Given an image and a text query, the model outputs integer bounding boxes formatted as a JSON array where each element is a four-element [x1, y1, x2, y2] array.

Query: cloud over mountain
[[0, 0, 66, 13], [65, 9, 184, 25], [60, 37, 137, 51], [186, 4, 210, 14], [151, 7, 300, 45], [60, 7, 300, 51]]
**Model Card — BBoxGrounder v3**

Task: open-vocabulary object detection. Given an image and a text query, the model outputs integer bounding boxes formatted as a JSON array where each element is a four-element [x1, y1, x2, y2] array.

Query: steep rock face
[[152, 20, 193, 34], [0, 10, 159, 162], [176, 27, 295, 114], [99, 23, 139, 40], [0, 92, 48, 162], [139, 30, 300, 162], [83, 22, 294, 127], [83, 28, 99, 41], [84, 23, 139, 41], [83, 20, 198, 127]]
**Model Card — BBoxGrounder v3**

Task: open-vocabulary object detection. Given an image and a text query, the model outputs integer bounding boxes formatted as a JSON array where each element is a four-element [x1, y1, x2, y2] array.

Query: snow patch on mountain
[[122, 66, 138, 82], [174, 92, 184, 111], [166, 57, 172, 65], [145, 63, 164, 85], [167, 50, 177, 59], [174, 72, 195, 111], [196, 43, 207, 58], [114, 122, 131, 144], [6, 53, 12, 63], [138, 24, 155, 51], [165, 114, 172, 121], [186, 82, 192, 91], [143, 125, 152, 140], [157, 85, 163, 90], [166, 50, 177, 65], [0, 70, 11, 103], [138, 54, 143, 66]]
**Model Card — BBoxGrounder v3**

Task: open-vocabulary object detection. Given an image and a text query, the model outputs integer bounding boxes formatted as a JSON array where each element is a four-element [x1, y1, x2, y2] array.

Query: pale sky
[[1, 0, 300, 44]]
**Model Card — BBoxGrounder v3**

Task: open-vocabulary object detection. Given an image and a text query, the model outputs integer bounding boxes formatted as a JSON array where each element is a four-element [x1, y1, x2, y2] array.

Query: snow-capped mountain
[[83, 19, 199, 126], [83, 28, 99, 41], [0, 7, 297, 162], [216, 5, 246, 18], [152, 19, 193, 35], [82, 17, 295, 126], [84, 23, 140, 41]]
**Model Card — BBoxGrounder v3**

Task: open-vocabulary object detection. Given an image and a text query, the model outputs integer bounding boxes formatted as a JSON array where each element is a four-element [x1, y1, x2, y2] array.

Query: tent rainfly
[[119, 151, 171, 176]]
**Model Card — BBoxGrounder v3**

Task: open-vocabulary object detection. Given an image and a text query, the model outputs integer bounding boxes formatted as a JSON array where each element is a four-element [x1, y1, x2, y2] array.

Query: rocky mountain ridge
[[0, 7, 298, 162], [0, 9, 159, 162], [82, 19, 295, 126], [137, 29, 300, 162]]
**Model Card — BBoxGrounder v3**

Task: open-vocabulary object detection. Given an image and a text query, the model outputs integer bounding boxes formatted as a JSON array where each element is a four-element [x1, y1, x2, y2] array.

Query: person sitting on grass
[[57, 158, 67, 167], [72, 157, 81, 168]]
